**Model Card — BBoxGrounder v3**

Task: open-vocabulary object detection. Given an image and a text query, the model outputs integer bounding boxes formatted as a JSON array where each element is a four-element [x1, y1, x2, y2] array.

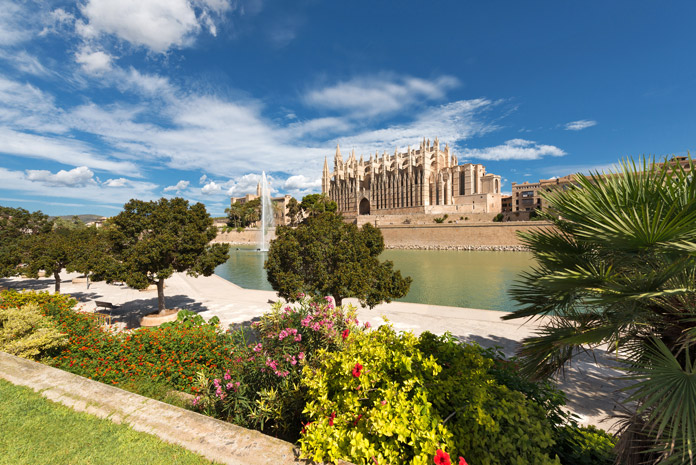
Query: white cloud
[[0, 1, 32, 45], [461, 139, 566, 161], [0, 167, 158, 204], [199, 174, 208, 184], [163, 179, 190, 192], [103, 177, 130, 187], [564, 120, 597, 131], [0, 51, 51, 76], [226, 173, 261, 197], [25, 166, 96, 187], [201, 180, 222, 194], [305, 75, 460, 117], [340, 99, 497, 153], [280, 174, 321, 197], [77, 0, 232, 53], [0, 128, 139, 175], [75, 47, 113, 74]]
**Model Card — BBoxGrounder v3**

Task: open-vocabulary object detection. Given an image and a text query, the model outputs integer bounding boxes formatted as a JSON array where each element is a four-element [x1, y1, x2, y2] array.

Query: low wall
[[212, 228, 276, 245], [378, 222, 553, 249]]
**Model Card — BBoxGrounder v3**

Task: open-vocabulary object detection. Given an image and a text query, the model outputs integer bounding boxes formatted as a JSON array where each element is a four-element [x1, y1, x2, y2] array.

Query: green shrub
[[493, 213, 504, 222], [553, 424, 616, 465], [418, 332, 560, 465], [160, 310, 219, 329], [0, 303, 68, 360], [300, 325, 449, 465], [434, 214, 449, 224]]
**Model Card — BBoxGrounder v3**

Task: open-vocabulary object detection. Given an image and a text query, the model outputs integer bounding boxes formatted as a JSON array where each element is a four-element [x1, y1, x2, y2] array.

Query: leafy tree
[[264, 211, 411, 307], [299, 193, 337, 219], [225, 198, 261, 229], [504, 157, 696, 464], [0, 206, 52, 277], [109, 198, 229, 313], [285, 197, 302, 227], [22, 223, 105, 293]]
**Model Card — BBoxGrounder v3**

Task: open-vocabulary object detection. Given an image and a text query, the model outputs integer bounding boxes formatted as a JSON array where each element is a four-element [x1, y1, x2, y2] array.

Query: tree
[[299, 193, 337, 219], [225, 198, 261, 229], [504, 157, 696, 464], [264, 211, 411, 308], [0, 206, 52, 277], [23, 224, 98, 293], [109, 198, 229, 313], [285, 197, 302, 227]]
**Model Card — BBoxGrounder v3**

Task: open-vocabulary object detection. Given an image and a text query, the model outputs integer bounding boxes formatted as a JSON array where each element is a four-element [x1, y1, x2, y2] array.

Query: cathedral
[[322, 138, 502, 216]]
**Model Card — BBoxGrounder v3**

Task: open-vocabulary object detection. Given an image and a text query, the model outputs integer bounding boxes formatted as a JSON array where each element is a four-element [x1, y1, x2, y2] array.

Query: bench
[[95, 301, 119, 311]]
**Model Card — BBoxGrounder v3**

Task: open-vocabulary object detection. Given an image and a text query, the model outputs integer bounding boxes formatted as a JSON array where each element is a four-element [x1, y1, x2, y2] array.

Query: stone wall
[[211, 223, 553, 251], [211, 227, 276, 245], [377, 222, 553, 249]]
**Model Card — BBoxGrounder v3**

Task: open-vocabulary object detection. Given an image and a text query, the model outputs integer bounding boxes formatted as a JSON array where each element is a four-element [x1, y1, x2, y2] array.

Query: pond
[[214, 246, 535, 312]]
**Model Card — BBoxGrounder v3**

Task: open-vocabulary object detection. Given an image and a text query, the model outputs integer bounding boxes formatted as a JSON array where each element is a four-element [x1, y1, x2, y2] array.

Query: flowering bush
[[193, 296, 360, 440], [300, 327, 561, 465], [0, 290, 237, 393], [300, 324, 451, 465]]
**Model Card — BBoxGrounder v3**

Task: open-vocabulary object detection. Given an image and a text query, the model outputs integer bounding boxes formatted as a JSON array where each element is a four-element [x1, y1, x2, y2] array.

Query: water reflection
[[214, 245, 534, 312]]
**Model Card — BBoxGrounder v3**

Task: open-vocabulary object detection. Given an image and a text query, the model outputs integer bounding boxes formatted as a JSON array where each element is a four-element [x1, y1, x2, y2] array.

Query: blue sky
[[0, 0, 694, 216]]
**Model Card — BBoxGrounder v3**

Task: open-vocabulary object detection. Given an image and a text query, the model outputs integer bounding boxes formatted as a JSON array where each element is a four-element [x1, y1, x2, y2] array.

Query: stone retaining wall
[[378, 222, 552, 249], [0, 352, 350, 465], [211, 222, 552, 250]]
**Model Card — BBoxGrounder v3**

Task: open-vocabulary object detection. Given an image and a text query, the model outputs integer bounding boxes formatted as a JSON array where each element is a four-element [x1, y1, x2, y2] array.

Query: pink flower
[[458, 458, 468, 465], [352, 362, 363, 378], [363, 321, 372, 329], [223, 371, 231, 380], [298, 352, 305, 360], [252, 343, 262, 352], [342, 328, 350, 340], [294, 334, 302, 342]]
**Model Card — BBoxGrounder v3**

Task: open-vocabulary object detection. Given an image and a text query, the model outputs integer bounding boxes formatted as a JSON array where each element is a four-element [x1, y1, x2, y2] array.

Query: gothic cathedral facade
[[322, 138, 502, 216]]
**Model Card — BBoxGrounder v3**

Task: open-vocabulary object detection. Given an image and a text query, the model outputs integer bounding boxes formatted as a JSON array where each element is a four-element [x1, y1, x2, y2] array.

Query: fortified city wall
[[212, 222, 553, 250]]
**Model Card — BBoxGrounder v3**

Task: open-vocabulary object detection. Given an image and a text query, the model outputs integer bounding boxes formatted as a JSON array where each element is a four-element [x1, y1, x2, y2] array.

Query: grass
[[0, 379, 214, 465]]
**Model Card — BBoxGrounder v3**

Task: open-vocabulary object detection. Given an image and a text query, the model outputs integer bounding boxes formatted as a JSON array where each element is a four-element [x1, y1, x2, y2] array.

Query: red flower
[[434, 449, 451, 465], [458, 458, 468, 465], [352, 362, 363, 378], [328, 412, 336, 426], [342, 329, 350, 340]]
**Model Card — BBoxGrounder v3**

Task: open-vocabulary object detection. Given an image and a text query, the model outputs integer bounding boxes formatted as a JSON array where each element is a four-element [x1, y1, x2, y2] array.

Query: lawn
[[0, 379, 214, 465]]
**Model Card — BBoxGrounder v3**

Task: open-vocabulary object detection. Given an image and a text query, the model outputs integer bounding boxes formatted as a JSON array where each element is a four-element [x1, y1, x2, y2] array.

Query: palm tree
[[504, 156, 696, 464]]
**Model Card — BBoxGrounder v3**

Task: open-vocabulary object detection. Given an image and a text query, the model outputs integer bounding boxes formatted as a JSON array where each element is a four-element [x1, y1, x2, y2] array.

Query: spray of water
[[259, 171, 274, 251]]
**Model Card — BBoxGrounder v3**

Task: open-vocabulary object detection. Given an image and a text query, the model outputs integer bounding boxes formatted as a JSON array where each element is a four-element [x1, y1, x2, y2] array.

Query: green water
[[214, 246, 534, 312]]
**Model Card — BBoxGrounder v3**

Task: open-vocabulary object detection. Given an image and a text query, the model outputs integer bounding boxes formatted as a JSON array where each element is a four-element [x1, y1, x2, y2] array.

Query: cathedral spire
[[322, 156, 330, 194]]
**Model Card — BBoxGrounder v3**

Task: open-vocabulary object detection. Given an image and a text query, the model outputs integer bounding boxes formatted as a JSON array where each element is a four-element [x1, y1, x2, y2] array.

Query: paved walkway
[[1, 271, 629, 431]]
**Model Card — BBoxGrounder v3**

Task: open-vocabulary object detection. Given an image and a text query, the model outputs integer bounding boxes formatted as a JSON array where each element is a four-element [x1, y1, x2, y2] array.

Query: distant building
[[322, 137, 502, 216], [230, 183, 292, 226], [501, 195, 513, 213], [510, 156, 692, 213], [511, 175, 576, 212]]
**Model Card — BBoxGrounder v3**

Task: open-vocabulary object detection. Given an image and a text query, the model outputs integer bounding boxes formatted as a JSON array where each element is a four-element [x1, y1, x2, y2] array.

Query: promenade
[[1, 271, 628, 431]]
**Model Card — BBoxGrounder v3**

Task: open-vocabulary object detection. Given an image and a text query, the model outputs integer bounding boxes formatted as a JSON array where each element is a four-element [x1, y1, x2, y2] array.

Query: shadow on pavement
[[0, 277, 57, 291], [110, 295, 212, 329]]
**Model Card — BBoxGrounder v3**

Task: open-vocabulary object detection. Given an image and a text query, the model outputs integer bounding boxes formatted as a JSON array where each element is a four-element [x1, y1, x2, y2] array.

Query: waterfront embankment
[[213, 221, 553, 250]]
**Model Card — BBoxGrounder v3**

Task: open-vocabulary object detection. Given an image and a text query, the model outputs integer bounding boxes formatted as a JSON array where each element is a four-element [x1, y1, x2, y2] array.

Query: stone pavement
[[1, 271, 629, 431]]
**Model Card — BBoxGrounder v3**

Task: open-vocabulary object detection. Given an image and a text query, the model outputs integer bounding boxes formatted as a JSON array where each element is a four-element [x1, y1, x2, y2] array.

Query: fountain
[[258, 171, 274, 251]]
